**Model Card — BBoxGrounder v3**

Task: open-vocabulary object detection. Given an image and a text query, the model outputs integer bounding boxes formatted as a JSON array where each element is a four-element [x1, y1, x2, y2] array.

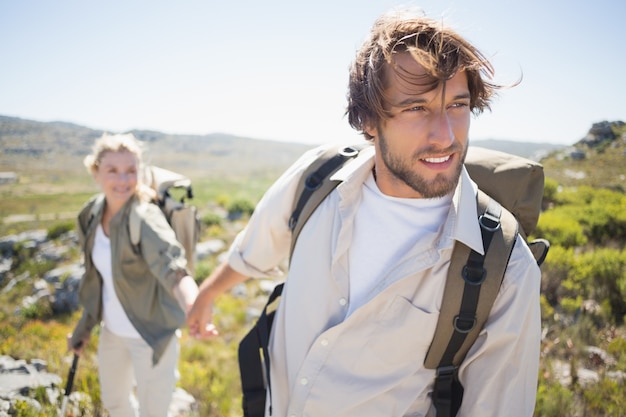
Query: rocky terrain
[[1, 116, 625, 416], [0, 228, 227, 416]]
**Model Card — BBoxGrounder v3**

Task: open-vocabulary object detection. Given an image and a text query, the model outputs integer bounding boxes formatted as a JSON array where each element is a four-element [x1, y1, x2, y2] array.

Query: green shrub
[[580, 194, 626, 244], [202, 211, 223, 228], [21, 299, 53, 320], [535, 368, 576, 417], [47, 221, 74, 240], [11, 399, 42, 417], [607, 337, 626, 371], [582, 378, 625, 416], [560, 296, 582, 315], [569, 315, 602, 347], [547, 186, 626, 245], [543, 177, 559, 207], [540, 246, 577, 305], [535, 209, 587, 248], [194, 259, 216, 281], [573, 248, 626, 324], [540, 294, 555, 322], [226, 198, 255, 218], [214, 194, 230, 208]]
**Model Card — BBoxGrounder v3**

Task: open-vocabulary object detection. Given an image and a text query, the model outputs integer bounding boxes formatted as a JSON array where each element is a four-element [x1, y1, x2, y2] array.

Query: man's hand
[[186, 294, 220, 339], [186, 261, 248, 339]]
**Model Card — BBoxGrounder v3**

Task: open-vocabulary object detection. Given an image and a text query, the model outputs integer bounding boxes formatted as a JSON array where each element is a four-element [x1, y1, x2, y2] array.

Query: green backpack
[[238, 143, 549, 417]]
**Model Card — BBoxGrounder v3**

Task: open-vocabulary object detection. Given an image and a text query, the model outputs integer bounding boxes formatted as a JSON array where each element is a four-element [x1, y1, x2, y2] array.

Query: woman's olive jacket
[[71, 194, 189, 364]]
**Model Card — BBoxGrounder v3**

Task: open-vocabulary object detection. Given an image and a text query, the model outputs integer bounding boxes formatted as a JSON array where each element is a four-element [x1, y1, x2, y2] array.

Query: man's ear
[[364, 122, 377, 140]]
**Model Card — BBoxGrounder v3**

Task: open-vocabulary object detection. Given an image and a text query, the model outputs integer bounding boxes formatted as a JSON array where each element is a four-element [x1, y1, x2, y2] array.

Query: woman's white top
[[93, 224, 141, 338]]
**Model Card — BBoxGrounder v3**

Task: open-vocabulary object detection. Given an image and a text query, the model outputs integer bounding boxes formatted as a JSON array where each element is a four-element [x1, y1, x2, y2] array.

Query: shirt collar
[[330, 143, 375, 184], [331, 144, 484, 254], [449, 167, 484, 254]]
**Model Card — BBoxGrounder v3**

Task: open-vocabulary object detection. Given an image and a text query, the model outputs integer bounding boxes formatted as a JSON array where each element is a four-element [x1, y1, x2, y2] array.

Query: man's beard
[[377, 129, 466, 198]]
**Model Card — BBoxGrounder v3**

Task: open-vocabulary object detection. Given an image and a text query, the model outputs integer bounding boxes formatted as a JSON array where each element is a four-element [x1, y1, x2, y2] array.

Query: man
[[187, 8, 541, 417]]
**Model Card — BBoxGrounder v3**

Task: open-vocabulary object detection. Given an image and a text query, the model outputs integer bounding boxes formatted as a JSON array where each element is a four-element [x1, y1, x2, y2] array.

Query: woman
[[67, 133, 199, 417]]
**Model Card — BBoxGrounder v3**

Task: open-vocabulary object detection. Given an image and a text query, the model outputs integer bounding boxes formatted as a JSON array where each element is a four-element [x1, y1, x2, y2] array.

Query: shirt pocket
[[367, 295, 440, 370]]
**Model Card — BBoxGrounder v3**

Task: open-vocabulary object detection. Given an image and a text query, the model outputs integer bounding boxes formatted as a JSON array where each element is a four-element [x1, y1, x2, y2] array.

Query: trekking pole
[[59, 352, 80, 417]]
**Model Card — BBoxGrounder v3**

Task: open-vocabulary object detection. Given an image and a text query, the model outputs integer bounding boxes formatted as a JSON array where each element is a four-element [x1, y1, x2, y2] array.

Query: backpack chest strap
[[425, 190, 518, 417]]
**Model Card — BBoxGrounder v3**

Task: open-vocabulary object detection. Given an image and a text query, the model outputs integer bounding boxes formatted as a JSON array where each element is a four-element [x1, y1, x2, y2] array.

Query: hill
[[0, 115, 313, 180], [469, 138, 564, 160], [1, 114, 565, 179], [540, 120, 626, 191]]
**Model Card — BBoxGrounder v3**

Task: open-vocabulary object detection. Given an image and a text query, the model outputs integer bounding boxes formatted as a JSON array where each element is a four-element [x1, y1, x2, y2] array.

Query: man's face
[[366, 52, 471, 199]]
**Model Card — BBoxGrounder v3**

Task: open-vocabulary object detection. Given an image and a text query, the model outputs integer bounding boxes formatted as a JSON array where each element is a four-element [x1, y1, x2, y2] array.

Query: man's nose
[[427, 111, 455, 146]]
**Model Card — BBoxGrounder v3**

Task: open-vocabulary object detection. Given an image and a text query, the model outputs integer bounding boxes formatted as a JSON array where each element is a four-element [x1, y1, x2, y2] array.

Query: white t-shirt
[[93, 224, 141, 338], [347, 173, 452, 316]]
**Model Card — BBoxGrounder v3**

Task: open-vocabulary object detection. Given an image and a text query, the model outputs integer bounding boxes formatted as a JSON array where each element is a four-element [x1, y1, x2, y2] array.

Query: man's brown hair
[[347, 9, 503, 139]]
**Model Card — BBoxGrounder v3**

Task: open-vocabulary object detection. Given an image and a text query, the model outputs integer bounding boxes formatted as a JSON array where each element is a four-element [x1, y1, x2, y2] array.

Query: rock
[[196, 239, 226, 260], [584, 345, 616, 368], [0, 355, 61, 403], [0, 355, 198, 416], [44, 264, 84, 314]]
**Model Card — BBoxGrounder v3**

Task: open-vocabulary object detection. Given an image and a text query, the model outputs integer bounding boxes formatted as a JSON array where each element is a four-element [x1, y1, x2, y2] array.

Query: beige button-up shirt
[[229, 144, 541, 417]]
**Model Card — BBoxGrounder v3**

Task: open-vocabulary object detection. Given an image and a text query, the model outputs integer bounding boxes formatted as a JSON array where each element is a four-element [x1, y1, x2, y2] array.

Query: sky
[[1, 0, 624, 146]]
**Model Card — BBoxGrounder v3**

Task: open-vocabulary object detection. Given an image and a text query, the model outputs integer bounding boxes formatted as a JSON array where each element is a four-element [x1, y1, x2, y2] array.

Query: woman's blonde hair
[[84, 133, 156, 201]]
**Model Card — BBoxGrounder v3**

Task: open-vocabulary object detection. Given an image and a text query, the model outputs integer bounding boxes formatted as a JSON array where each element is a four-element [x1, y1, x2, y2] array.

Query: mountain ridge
[[0, 114, 567, 178]]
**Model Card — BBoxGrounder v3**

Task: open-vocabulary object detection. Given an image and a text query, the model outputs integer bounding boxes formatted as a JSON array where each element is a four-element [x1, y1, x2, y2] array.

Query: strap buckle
[[453, 315, 476, 333], [478, 211, 501, 232], [436, 364, 457, 378]]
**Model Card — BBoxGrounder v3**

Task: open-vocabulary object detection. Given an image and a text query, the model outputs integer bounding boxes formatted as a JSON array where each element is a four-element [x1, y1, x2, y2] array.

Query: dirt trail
[[2, 212, 77, 224]]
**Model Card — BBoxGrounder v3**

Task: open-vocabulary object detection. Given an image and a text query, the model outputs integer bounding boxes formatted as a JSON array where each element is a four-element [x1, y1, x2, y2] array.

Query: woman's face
[[93, 150, 138, 208]]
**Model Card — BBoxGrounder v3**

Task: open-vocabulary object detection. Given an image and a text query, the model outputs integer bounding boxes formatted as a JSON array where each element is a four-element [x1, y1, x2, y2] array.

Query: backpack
[[238, 143, 550, 417], [130, 165, 201, 274]]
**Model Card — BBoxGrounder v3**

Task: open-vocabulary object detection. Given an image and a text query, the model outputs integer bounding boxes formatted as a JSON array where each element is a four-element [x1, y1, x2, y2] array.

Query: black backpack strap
[[289, 142, 371, 257], [528, 238, 550, 266], [239, 283, 283, 417], [425, 190, 518, 417], [238, 142, 370, 417]]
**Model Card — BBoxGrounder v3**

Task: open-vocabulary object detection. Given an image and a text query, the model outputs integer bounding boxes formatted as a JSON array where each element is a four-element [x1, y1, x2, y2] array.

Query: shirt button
[[339, 298, 347, 306], [320, 339, 329, 347], [300, 377, 309, 386]]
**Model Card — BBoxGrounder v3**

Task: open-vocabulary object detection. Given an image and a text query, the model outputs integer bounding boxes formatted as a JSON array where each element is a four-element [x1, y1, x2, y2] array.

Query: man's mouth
[[422, 155, 452, 164]]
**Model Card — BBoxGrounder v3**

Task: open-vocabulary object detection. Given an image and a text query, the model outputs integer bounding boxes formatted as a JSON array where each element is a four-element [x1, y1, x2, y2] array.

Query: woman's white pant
[[98, 325, 179, 417]]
